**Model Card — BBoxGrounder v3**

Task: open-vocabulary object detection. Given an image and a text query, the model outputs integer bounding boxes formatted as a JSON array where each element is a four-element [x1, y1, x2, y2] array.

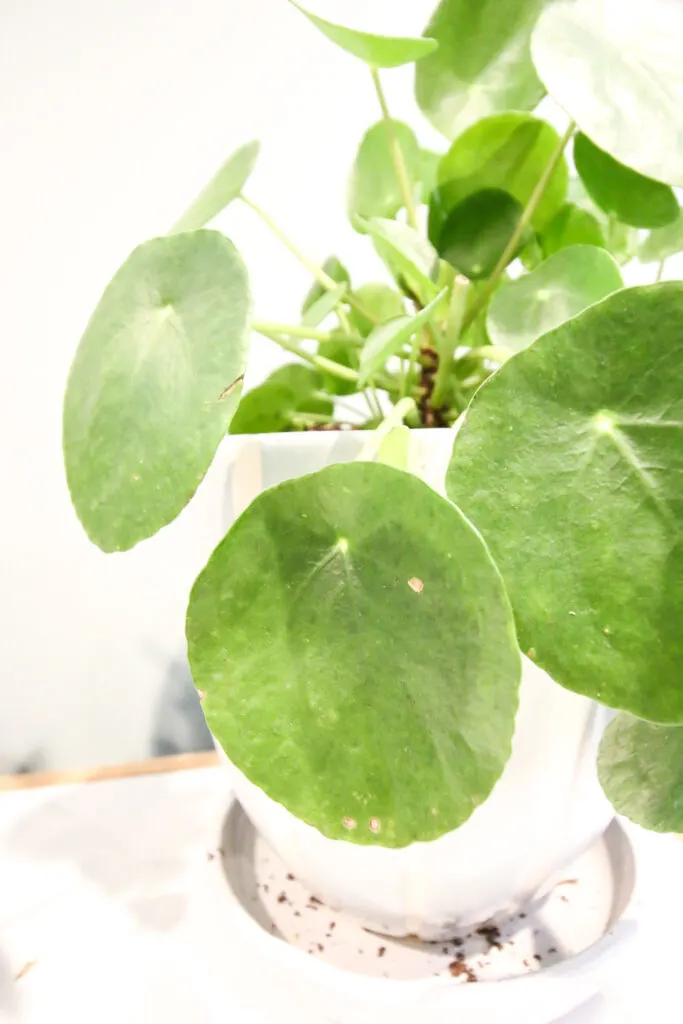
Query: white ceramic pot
[[216, 430, 614, 940]]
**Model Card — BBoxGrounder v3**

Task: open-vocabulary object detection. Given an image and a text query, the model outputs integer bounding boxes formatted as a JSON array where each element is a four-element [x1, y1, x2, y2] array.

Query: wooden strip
[[0, 749, 220, 792]]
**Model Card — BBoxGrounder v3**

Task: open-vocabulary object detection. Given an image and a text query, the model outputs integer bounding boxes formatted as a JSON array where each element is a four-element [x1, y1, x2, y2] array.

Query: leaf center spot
[[335, 537, 350, 554], [592, 410, 617, 435]]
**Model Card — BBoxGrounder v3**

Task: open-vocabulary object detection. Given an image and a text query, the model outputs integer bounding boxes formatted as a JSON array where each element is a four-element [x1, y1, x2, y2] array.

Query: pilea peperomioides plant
[[64, 0, 683, 846]]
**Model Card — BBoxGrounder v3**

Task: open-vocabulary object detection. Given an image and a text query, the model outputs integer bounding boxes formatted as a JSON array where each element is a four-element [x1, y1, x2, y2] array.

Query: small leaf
[[229, 383, 299, 435], [317, 335, 359, 397], [639, 208, 683, 264], [359, 289, 447, 386], [187, 462, 521, 847], [348, 120, 421, 222], [574, 133, 678, 230], [376, 425, 411, 471], [365, 218, 440, 306], [487, 245, 623, 352], [168, 141, 260, 234], [437, 113, 568, 230], [230, 365, 333, 435], [415, 0, 546, 140], [348, 283, 406, 337], [302, 284, 347, 328], [64, 231, 251, 552], [290, 1, 437, 68], [447, 283, 683, 723], [531, 0, 683, 185], [267, 364, 332, 416], [598, 714, 683, 832], [302, 257, 350, 315], [436, 188, 527, 280], [540, 202, 606, 258]]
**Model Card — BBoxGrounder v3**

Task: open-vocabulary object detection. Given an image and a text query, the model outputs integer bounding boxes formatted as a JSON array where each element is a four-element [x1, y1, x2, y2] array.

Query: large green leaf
[[168, 141, 260, 234], [447, 283, 683, 724], [437, 113, 568, 229], [290, 1, 437, 68], [437, 188, 527, 280], [639, 208, 683, 264], [598, 714, 683, 832], [359, 289, 446, 385], [348, 120, 421, 222], [531, 0, 683, 186], [302, 256, 350, 315], [64, 231, 251, 552], [415, 0, 546, 140], [267, 364, 332, 417], [573, 134, 678, 230], [365, 218, 440, 305], [348, 283, 406, 337], [487, 245, 623, 352], [418, 149, 442, 204], [540, 202, 606, 258], [187, 462, 521, 847]]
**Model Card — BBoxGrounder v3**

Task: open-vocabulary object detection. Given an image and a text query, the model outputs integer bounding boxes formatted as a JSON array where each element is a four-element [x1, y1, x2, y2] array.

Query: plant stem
[[368, 386, 383, 419], [241, 194, 338, 290], [241, 194, 380, 326], [255, 328, 360, 383], [370, 67, 419, 231], [251, 319, 361, 345], [655, 258, 667, 283], [291, 412, 337, 428], [358, 397, 417, 462], [431, 275, 469, 409], [460, 120, 576, 335], [468, 345, 513, 363]]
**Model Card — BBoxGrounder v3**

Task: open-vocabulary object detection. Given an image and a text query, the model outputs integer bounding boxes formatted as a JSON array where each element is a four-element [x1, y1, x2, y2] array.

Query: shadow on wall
[[151, 656, 213, 757]]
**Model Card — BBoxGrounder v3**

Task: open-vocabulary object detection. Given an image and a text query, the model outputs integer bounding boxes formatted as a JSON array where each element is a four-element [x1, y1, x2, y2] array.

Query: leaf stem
[[358, 397, 417, 462], [254, 327, 360, 383], [431, 275, 469, 409], [369, 67, 419, 231], [241, 194, 380, 326], [460, 120, 576, 335], [251, 319, 361, 345], [655, 258, 667, 283]]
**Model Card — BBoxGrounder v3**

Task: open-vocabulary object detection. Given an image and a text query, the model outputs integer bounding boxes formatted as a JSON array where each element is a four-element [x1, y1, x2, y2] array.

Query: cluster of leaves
[[64, 0, 683, 846]]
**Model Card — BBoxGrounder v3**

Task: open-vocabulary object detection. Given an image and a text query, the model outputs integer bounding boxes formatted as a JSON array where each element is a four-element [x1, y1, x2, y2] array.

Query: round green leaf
[[598, 714, 683, 832], [359, 289, 446, 386], [540, 202, 606, 258], [64, 231, 251, 552], [290, 1, 437, 68], [187, 461, 521, 847], [365, 218, 440, 306], [574, 133, 677, 230], [348, 283, 405, 337], [168, 141, 260, 234], [639, 208, 683, 264], [267, 364, 332, 417], [531, 0, 683, 186], [348, 120, 421, 222], [447, 283, 683, 723], [302, 256, 350, 315], [437, 113, 568, 230], [418, 149, 442, 204], [436, 188, 527, 280], [487, 245, 623, 352], [415, 0, 546, 140]]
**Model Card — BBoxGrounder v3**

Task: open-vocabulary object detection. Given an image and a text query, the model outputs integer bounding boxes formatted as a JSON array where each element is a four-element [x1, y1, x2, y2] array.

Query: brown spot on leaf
[[408, 577, 424, 593]]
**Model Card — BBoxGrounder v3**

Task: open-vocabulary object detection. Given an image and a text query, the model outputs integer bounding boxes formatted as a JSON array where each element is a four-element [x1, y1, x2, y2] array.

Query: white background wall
[[0, 0, 672, 772], [0, 0, 446, 772]]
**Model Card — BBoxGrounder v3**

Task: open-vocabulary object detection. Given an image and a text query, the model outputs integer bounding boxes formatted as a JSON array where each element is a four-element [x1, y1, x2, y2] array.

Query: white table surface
[[0, 766, 680, 1023]]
